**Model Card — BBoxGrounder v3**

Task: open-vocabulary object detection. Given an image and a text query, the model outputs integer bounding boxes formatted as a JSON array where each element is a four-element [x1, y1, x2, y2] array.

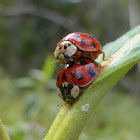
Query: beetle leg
[[89, 53, 95, 61], [62, 102, 67, 107], [102, 51, 112, 61], [100, 65, 107, 69]]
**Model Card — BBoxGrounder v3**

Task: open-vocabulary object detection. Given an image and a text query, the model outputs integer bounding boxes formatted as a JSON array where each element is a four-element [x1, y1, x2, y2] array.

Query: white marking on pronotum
[[81, 103, 90, 112]]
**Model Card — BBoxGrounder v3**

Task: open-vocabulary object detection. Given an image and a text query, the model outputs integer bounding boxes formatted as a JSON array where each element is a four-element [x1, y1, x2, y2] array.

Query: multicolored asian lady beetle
[[57, 57, 100, 104], [54, 32, 106, 64]]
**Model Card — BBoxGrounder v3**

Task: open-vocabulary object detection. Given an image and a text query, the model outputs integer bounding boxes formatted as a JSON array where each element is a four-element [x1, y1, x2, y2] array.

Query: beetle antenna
[[50, 60, 60, 65]]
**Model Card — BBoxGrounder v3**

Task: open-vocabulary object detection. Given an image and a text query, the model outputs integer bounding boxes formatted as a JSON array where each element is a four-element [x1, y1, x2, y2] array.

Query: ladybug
[[54, 32, 105, 64], [57, 57, 100, 104]]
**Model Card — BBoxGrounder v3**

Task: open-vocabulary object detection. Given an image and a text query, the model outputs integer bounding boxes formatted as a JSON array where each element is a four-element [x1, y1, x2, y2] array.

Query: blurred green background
[[0, 0, 140, 140]]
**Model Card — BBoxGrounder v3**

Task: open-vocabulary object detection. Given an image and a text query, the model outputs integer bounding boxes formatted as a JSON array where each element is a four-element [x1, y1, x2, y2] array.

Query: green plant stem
[[44, 25, 140, 140], [0, 120, 11, 140]]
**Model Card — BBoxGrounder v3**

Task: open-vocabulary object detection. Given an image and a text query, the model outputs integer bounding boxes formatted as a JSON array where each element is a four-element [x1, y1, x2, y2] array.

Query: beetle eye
[[68, 43, 71, 46], [64, 46, 67, 49], [59, 46, 62, 49]]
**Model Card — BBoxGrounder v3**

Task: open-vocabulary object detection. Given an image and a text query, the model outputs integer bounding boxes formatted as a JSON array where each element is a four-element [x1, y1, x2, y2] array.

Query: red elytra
[[57, 57, 100, 88], [56, 32, 103, 60]]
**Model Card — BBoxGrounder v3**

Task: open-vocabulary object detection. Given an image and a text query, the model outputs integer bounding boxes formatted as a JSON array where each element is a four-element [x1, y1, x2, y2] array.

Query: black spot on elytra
[[81, 39, 86, 44], [71, 71, 77, 78], [57, 75, 59, 81], [91, 42, 95, 47], [75, 36, 81, 40], [77, 74, 83, 81], [88, 67, 96, 77], [88, 35, 93, 39], [80, 61, 88, 65], [62, 72, 66, 81], [68, 61, 76, 68]]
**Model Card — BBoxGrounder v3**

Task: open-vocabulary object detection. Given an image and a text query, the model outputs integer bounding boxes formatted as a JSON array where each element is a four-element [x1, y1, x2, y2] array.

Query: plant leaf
[[44, 25, 140, 140]]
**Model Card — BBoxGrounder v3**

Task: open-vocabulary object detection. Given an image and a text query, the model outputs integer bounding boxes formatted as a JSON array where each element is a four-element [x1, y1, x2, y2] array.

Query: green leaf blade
[[44, 25, 140, 140]]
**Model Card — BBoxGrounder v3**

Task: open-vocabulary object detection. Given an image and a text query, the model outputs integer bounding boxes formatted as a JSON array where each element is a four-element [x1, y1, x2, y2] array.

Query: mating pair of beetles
[[54, 32, 107, 104]]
